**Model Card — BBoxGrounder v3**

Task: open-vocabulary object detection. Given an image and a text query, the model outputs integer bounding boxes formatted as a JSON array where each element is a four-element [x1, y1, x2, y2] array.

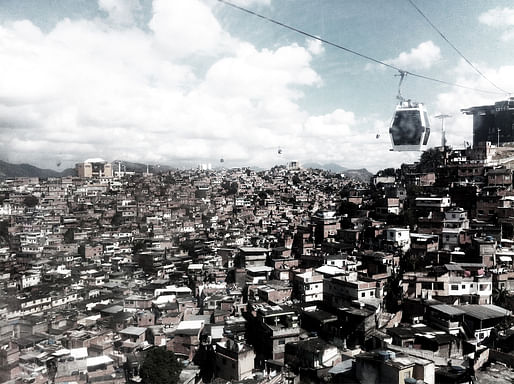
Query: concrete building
[[356, 350, 435, 384], [292, 270, 323, 302], [462, 98, 514, 147], [76, 158, 113, 178], [384, 227, 410, 253], [248, 303, 301, 364], [215, 340, 255, 381]]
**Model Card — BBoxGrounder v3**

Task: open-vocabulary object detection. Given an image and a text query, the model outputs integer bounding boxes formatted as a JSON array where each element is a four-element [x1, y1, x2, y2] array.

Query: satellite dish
[[56, 161, 62, 167], [278, 148, 283, 155], [220, 158, 225, 163]]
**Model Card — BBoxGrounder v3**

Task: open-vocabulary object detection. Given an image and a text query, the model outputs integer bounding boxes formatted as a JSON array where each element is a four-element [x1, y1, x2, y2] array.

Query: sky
[[1, 0, 514, 172]]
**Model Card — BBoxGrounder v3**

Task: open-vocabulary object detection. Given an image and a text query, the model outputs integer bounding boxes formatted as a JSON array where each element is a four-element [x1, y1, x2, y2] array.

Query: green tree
[[140, 348, 182, 384]]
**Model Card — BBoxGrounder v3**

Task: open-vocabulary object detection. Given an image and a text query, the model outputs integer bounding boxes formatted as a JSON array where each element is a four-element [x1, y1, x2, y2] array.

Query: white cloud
[[479, 7, 514, 41], [306, 38, 325, 55], [385, 41, 441, 70], [149, 0, 237, 58], [0, 0, 438, 173], [0, 0, 333, 169], [479, 7, 514, 26], [302, 109, 355, 137]]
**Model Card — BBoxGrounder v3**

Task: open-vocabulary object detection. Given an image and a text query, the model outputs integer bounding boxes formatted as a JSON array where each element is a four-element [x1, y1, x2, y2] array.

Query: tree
[[0, 220, 9, 246], [111, 212, 123, 227], [384, 271, 403, 313], [23, 195, 38, 207], [221, 180, 238, 195], [63, 228, 75, 244], [417, 147, 447, 172], [493, 287, 509, 307], [140, 348, 182, 384], [338, 201, 359, 217]]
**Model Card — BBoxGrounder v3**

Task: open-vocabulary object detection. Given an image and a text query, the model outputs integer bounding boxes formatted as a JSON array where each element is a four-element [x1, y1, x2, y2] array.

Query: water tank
[[378, 350, 396, 361]]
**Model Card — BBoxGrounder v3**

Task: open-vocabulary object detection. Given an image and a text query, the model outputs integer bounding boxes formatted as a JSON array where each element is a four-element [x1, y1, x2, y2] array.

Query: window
[[361, 292, 365, 297], [461, 285, 465, 289], [370, 291, 374, 296], [451, 284, 458, 291], [278, 340, 285, 345]]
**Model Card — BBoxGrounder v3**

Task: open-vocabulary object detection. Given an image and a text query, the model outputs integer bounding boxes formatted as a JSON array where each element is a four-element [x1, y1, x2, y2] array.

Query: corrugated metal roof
[[431, 304, 466, 316], [461, 304, 511, 320]]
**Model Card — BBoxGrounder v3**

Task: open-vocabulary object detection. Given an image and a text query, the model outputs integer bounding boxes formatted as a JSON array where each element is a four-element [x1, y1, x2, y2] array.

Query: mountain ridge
[[0, 160, 373, 182]]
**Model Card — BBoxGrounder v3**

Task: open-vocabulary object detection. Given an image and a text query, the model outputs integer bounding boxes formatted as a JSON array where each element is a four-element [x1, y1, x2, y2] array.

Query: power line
[[407, 0, 510, 95], [217, 0, 505, 96]]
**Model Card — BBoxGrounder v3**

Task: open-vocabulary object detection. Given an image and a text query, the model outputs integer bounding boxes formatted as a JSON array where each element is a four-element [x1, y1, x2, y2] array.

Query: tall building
[[76, 158, 113, 178], [462, 98, 514, 147]]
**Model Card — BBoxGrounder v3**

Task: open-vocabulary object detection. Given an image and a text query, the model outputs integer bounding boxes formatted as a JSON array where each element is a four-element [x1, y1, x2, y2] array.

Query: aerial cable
[[406, 0, 510, 95], [218, 0, 505, 96]]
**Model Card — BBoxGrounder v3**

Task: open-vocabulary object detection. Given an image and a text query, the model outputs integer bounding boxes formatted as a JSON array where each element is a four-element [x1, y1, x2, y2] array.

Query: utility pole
[[497, 128, 502, 147], [435, 114, 452, 148]]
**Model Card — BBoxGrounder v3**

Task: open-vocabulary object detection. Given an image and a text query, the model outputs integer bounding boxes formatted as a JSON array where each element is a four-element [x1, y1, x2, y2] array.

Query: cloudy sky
[[1, 0, 513, 172]]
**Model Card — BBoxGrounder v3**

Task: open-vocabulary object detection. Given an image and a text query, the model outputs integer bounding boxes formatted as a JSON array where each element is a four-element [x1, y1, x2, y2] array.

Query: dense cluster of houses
[[0, 143, 514, 384]]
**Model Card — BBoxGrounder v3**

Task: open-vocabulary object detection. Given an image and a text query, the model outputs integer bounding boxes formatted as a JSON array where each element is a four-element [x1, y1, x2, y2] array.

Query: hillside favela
[[0, 97, 513, 384], [3, 1, 514, 384]]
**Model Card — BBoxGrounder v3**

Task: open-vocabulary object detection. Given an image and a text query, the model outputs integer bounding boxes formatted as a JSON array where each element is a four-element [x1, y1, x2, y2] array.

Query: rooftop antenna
[[435, 114, 452, 148]]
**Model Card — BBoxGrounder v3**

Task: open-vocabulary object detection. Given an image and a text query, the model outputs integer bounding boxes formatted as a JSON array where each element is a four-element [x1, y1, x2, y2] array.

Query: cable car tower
[[389, 72, 431, 151]]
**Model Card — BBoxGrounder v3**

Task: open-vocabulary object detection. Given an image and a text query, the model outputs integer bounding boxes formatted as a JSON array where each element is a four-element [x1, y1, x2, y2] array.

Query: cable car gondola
[[389, 72, 431, 151]]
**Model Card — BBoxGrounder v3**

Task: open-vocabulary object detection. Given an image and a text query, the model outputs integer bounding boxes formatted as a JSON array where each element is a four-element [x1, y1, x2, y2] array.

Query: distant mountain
[[0, 159, 177, 179], [303, 162, 346, 173], [343, 168, 373, 183], [303, 162, 372, 182], [0, 160, 74, 179], [0, 159, 372, 182]]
